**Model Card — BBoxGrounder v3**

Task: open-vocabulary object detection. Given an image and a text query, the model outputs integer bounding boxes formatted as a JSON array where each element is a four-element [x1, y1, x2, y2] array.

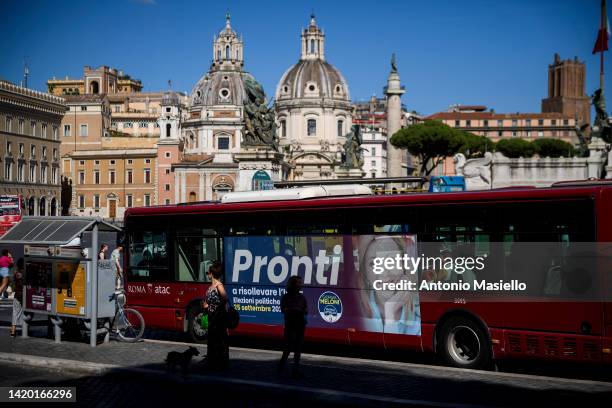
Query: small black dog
[[165, 346, 200, 373]]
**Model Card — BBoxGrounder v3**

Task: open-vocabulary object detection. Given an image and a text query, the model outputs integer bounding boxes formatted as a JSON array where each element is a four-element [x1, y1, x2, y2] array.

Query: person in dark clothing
[[278, 276, 308, 378], [202, 261, 228, 370]]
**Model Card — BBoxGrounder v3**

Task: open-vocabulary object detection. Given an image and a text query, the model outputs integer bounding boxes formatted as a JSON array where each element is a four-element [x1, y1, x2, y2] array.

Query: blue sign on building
[[429, 176, 466, 192]]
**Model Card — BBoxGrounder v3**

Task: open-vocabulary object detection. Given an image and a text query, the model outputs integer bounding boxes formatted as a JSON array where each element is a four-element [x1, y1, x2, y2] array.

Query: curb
[[0, 352, 490, 408]]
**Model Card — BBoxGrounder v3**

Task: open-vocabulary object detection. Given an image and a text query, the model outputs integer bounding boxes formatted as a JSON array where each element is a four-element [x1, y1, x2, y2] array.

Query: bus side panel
[[132, 305, 180, 331], [599, 188, 612, 350]]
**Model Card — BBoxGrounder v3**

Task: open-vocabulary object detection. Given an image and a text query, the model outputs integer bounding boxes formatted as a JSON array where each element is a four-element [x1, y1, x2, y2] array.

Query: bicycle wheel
[[117, 308, 145, 342]]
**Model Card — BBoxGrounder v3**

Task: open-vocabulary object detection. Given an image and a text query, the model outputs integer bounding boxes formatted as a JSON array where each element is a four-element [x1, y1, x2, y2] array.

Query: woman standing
[[9, 258, 24, 337], [98, 244, 109, 260], [0, 249, 14, 298], [202, 261, 228, 370], [278, 276, 308, 378]]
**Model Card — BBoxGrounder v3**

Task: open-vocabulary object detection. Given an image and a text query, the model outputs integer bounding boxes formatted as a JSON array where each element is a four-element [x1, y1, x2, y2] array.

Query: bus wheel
[[187, 306, 207, 344], [437, 316, 491, 370]]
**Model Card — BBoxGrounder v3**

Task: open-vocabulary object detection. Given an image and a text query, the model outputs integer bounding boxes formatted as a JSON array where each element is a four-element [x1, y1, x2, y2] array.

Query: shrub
[[495, 138, 537, 158], [532, 138, 575, 158]]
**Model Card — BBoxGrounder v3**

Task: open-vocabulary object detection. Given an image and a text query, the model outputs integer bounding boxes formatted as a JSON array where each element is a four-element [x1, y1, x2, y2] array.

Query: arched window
[[90, 81, 99, 94], [217, 49, 221, 61], [337, 120, 344, 137], [166, 123, 171, 138], [236, 49, 239, 60], [39, 197, 46, 216], [307, 119, 316, 136], [189, 192, 197, 203], [310, 39, 315, 54], [225, 45, 230, 60], [279, 120, 287, 138]]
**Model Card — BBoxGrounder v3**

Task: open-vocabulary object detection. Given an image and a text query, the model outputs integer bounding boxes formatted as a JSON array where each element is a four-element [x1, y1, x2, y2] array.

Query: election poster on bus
[[224, 235, 421, 336]]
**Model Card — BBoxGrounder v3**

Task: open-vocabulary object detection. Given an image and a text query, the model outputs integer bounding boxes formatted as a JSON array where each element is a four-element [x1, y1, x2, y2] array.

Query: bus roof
[[125, 181, 612, 219]]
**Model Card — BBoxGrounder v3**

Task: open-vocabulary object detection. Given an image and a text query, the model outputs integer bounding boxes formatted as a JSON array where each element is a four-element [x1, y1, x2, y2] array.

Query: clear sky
[[0, 0, 607, 115]]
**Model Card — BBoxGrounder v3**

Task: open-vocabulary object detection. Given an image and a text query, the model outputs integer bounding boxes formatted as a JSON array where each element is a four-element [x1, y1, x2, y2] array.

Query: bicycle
[[107, 289, 145, 342]]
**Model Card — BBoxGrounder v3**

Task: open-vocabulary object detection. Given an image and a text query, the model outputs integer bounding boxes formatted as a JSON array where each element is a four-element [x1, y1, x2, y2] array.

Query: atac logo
[[318, 291, 342, 323]]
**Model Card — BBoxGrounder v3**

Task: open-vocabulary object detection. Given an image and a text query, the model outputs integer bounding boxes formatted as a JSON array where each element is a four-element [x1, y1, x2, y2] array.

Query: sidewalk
[[0, 331, 611, 407]]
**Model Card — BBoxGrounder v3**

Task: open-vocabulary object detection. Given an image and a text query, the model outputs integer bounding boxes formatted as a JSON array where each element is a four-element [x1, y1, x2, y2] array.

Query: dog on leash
[[165, 346, 200, 373]]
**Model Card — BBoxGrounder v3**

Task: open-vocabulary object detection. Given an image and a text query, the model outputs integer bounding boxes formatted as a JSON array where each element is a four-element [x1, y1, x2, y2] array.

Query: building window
[[526, 119, 532, 126], [53, 126, 58, 140], [165, 184, 170, 191], [455, 120, 460, 127], [166, 123, 172, 137], [497, 120, 503, 127], [18, 119, 24, 134], [124, 122, 133, 129], [511, 119, 518, 127], [93, 194, 100, 209], [497, 131, 503, 137], [165, 152, 171, 158], [30, 145, 36, 158], [78, 171, 85, 184], [31, 121, 36, 136], [166, 107, 171, 113], [41, 166, 47, 183], [29, 164, 37, 183], [110, 160, 115, 165], [218, 137, 230, 150], [483, 120, 489, 127], [144, 194, 151, 207], [165, 199, 170, 205], [465, 120, 471, 127], [538, 119, 544, 126], [139, 122, 148, 128], [5, 116, 11, 132], [109, 170, 116, 184], [127, 159, 133, 165], [538, 131, 544, 137], [307, 119, 316, 136], [144, 169, 151, 184], [4, 162, 11, 181], [81, 106, 87, 111], [551, 119, 557, 126], [165, 169, 170, 175], [526, 131, 531, 138], [52, 168, 58, 184], [64, 125, 71, 137], [126, 194, 133, 208], [127, 170, 133, 184], [42, 146, 47, 159], [94, 171, 100, 184], [42, 124, 47, 138], [94, 160, 100, 165], [337, 120, 344, 137], [80, 124, 88, 137], [6, 141, 11, 154], [114, 106, 121, 113], [18, 143, 24, 156], [563, 119, 569, 126], [280, 120, 287, 138], [17, 163, 24, 182], [371, 160, 376, 168], [79, 160, 85, 166], [78, 195, 85, 209], [145, 159, 151, 164], [512, 131, 517, 137], [371, 147, 376, 156]]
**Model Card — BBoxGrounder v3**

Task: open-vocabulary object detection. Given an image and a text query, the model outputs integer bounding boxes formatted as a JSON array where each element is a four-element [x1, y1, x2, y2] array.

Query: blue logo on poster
[[318, 291, 342, 323]]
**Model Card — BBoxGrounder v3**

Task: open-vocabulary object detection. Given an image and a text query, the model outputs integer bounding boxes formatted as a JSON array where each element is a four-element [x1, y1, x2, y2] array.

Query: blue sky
[[0, 0, 607, 115]]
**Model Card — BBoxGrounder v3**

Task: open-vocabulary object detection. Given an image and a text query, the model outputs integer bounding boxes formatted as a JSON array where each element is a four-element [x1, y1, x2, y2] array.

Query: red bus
[[123, 182, 612, 369], [0, 195, 23, 237]]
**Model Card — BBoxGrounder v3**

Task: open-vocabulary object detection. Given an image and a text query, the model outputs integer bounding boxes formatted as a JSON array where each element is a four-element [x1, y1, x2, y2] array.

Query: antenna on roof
[[22, 57, 29, 89]]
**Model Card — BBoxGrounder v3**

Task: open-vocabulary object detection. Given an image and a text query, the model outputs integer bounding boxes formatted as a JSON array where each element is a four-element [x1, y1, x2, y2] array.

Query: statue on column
[[341, 124, 365, 169], [575, 88, 612, 156], [242, 74, 279, 151]]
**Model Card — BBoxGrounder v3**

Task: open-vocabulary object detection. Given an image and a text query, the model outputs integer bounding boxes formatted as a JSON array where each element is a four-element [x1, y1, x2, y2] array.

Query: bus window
[[283, 210, 346, 235], [176, 231, 222, 283], [350, 207, 416, 235], [128, 229, 170, 282]]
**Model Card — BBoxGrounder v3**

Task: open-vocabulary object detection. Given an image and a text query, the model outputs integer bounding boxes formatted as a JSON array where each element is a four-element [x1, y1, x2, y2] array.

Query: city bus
[[0, 195, 23, 237], [123, 182, 612, 369]]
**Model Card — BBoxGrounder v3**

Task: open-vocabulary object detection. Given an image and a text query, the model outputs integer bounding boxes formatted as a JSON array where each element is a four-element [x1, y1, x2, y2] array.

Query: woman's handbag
[[199, 313, 209, 330]]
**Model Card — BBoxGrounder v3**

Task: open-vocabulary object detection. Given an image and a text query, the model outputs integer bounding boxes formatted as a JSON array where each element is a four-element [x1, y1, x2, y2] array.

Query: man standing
[[111, 244, 124, 290]]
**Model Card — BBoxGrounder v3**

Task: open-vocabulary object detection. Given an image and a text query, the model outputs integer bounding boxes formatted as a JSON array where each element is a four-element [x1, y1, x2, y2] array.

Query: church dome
[[190, 70, 252, 107], [275, 59, 350, 102]]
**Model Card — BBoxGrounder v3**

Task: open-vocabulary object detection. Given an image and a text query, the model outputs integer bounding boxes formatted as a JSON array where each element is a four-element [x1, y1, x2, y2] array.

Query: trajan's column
[[385, 53, 405, 179]]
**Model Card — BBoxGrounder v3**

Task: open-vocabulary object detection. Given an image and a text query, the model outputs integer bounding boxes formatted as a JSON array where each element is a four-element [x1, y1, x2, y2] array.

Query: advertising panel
[[0, 195, 21, 236], [55, 261, 87, 316], [24, 261, 52, 312], [225, 235, 421, 335]]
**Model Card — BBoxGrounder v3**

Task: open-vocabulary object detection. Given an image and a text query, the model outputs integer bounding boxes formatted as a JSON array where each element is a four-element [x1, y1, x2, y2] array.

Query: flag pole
[[601, 0, 606, 92]]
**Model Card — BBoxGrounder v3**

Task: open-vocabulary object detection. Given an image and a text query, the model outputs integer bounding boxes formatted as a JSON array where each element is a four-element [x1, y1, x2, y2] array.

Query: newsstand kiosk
[[0, 217, 121, 347]]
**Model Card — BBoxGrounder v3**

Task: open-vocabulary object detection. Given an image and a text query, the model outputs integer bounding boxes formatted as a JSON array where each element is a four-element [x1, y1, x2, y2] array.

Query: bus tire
[[187, 306, 207, 344], [437, 316, 491, 370]]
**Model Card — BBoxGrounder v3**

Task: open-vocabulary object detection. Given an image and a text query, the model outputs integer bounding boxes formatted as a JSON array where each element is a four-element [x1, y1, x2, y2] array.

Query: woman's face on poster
[[362, 237, 407, 303]]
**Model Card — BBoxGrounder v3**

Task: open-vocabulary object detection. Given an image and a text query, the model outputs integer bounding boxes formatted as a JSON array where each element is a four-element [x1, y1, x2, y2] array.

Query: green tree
[[459, 132, 495, 158], [390, 121, 466, 177], [495, 138, 537, 158], [532, 138, 575, 158]]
